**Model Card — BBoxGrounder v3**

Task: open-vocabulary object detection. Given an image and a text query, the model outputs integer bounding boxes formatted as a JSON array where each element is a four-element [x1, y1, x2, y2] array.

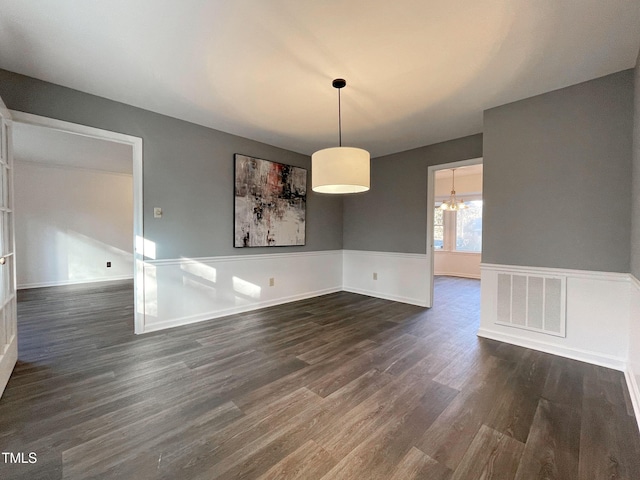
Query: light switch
[[154, 207, 162, 218]]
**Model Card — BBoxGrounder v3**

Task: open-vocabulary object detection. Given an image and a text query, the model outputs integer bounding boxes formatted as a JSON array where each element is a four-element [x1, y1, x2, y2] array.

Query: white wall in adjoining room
[[14, 161, 133, 288], [434, 252, 480, 279]]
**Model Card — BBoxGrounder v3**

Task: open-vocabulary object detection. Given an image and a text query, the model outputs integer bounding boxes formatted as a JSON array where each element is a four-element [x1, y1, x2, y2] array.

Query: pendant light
[[312, 78, 370, 194], [440, 168, 468, 211]]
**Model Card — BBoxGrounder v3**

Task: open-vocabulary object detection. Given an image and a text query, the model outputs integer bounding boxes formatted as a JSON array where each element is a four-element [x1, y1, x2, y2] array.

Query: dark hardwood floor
[[1, 276, 639, 479]]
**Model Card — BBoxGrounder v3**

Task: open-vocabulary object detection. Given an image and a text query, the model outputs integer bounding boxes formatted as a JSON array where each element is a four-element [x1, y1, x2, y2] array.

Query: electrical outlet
[[269, 277, 275, 287], [107, 261, 111, 268], [373, 272, 377, 280]]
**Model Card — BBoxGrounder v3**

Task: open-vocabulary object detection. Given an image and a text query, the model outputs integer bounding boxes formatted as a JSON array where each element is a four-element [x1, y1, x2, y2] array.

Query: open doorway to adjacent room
[[426, 158, 482, 307], [10, 112, 144, 333]]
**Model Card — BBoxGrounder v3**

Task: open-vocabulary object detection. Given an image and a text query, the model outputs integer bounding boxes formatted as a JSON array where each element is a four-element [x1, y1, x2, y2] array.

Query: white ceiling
[[13, 122, 133, 174], [1, 1, 638, 158], [435, 164, 482, 196]]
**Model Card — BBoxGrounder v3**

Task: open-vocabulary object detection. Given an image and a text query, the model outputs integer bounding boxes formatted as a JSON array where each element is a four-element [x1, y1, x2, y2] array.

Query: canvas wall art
[[234, 154, 307, 247]]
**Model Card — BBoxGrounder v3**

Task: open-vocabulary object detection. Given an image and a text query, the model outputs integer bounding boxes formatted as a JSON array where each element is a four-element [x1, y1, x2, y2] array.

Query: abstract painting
[[234, 154, 307, 247]]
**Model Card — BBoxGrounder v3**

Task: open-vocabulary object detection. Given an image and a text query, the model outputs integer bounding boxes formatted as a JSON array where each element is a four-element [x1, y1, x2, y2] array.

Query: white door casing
[[9, 111, 145, 334], [0, 96, 17, 398]]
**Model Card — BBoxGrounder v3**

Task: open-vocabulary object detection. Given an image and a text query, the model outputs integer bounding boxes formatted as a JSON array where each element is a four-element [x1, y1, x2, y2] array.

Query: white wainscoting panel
[[627, 275, 640, 432], [342, 250, 429, 306], [142, 250, 342, 333], [479, 263, 631, 370]]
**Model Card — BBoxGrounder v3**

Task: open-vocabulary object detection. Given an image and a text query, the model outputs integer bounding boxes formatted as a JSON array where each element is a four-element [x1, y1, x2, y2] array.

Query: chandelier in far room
[[440, 168, 468, 211]]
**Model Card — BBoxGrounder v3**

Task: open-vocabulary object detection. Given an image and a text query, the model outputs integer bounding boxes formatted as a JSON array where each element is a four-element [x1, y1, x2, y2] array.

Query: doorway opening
[[426, 158, 482, 307], [10, 112, 144, 333]]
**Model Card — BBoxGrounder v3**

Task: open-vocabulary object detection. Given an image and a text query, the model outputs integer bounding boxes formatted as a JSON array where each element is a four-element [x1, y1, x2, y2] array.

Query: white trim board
[[18, 275, 134, 290], [481, 262, 630, 282], [9, 111, 145, 334], [627, 275, 640, 434], [477, 327, 626, 371], [144, 286, 341, 333], [625, 366, 640, 434], [147, 249, 342, 266], [342, 286, 428, 307]]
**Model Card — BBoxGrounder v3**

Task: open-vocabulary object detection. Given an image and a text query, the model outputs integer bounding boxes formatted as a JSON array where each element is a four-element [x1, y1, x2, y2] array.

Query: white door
[[0, 97, 17, 398]]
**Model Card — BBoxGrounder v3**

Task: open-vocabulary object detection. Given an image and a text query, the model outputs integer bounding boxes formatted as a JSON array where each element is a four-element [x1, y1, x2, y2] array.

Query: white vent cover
[[496, 272, 566, 337]]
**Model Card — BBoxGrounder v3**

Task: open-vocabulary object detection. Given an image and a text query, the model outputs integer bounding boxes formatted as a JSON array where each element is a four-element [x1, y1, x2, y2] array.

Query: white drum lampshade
[[312, 146, 370, 194], [311, 78, 370, 194]]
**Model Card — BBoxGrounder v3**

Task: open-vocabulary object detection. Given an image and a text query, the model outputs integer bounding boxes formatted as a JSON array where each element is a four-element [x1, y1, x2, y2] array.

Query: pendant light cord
[[338, 87, 342, 147]]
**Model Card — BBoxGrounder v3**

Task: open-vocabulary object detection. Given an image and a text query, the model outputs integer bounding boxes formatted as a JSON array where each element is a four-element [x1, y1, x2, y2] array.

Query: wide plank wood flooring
[[1, 276, 639, 479]]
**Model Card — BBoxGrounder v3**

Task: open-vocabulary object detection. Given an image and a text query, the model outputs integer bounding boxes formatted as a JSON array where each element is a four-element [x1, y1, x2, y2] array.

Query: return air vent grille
[[496, 272, 566, 337]]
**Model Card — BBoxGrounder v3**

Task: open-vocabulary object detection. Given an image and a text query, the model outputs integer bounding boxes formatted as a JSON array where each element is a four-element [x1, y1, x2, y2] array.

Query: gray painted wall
[[0, 69, 343, 259], [632, 51, 640, 279], [483, 70, 634, 273], [342, 135, 483, 253]]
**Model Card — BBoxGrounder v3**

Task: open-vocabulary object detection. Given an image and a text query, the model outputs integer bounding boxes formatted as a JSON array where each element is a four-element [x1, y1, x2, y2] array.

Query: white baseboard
[[477, 327, 626, 371], [434, 272, 481, 280], [624, 365, 640, 433], [18, 275, 134, 290], [342, 286, 427, 307], [144, 286, 342, 333], [627, 275, 640, 432]]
